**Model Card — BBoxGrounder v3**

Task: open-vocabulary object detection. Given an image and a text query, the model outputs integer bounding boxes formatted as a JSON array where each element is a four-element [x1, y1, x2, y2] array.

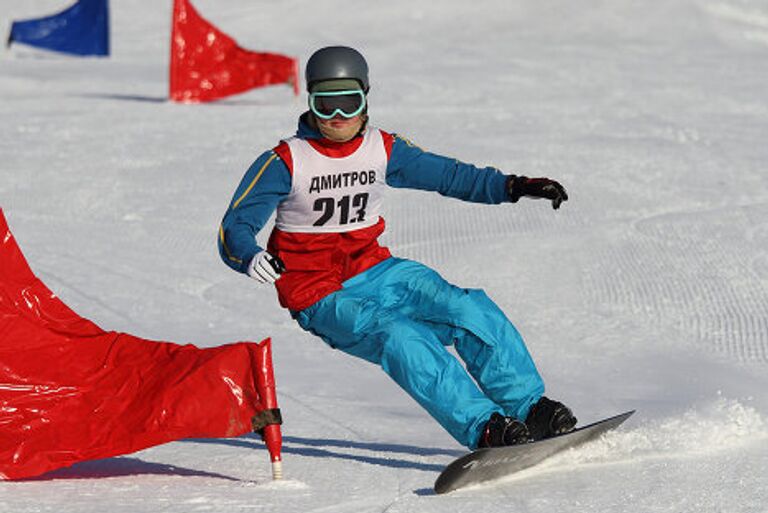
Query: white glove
[[247, 251, 286, 284]]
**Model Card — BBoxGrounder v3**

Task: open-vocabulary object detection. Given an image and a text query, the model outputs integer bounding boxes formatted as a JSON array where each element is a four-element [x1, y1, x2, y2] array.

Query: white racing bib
[[275, 128, 388, 233]]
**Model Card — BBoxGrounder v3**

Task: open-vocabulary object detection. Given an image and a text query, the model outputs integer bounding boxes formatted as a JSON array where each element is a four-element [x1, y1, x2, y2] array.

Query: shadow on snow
[[183, 434, 463, 473], [21, 457, 239, 482], [17, 435, 461, 482]]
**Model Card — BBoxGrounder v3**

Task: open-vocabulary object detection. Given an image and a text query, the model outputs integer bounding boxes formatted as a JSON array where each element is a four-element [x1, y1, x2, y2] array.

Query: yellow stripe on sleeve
[[233, 153, 278, 209], [219, 224, 243, 265]]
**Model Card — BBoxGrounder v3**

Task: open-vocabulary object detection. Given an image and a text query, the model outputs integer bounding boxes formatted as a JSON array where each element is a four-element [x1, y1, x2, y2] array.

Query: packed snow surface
[[1, 0, 767, 511]]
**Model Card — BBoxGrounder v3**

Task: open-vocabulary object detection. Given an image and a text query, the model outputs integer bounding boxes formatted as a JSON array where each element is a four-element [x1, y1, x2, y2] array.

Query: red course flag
[[0, 209, 282, 480], [169, 0, 299, 103]]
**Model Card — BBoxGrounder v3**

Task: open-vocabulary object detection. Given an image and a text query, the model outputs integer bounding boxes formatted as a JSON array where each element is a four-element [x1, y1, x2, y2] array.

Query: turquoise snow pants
[[294, 257, 545, 449]]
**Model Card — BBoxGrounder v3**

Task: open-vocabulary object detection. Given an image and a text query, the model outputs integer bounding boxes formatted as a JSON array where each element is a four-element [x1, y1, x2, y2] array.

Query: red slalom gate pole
[[255, 338, 283, 479]]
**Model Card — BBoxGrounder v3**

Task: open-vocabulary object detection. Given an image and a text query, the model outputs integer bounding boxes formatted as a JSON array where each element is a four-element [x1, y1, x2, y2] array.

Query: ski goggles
[[309, 89, 367, 120]]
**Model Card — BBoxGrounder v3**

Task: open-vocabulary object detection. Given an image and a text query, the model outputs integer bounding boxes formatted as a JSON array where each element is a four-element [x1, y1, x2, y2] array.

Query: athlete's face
[[316, 114, 365, 143]]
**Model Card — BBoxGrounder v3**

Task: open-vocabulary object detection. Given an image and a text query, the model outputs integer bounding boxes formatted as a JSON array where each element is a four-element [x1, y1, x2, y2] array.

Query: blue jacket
[[219, 113, 512, 278]]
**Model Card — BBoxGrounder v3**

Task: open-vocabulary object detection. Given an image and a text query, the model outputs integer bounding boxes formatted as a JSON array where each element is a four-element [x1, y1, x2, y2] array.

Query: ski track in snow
[[383, 188, 586, 267], [705, 1, 768, 45], [583, 203, 768, 364]]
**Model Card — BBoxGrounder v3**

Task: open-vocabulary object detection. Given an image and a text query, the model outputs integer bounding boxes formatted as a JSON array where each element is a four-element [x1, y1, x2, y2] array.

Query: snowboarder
[[218, 46, 576, 449]]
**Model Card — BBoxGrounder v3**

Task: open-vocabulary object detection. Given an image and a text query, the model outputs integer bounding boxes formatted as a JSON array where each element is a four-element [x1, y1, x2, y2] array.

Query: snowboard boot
[[525, 396, 577, 441], [477, 412, 531, 448]]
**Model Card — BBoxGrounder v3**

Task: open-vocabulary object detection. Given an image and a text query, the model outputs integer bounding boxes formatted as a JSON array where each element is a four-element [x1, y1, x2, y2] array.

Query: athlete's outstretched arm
[[385, 133, 567, 209]]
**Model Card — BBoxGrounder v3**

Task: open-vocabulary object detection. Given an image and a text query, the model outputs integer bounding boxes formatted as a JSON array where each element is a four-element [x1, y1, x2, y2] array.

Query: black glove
[[507, 175, 568, 210]]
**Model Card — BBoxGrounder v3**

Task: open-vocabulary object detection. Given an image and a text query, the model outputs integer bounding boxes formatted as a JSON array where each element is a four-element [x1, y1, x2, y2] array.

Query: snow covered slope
[[1, 0, 767, 511]]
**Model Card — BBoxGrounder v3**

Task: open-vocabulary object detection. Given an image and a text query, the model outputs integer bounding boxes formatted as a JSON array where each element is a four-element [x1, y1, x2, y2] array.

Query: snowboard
[[434, 410, 635, 494]]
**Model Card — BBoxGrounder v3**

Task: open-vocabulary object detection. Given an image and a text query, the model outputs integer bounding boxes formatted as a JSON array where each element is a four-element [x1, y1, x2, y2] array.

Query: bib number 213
[[313, 193, 369, 227]]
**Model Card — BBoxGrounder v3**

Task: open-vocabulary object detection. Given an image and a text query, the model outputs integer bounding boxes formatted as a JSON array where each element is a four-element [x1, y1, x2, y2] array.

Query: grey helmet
[[305, 46, 369, 93]]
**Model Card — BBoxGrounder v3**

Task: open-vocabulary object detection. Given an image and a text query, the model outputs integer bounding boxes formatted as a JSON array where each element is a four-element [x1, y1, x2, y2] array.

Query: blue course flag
[[8, 0, 109, 57]]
